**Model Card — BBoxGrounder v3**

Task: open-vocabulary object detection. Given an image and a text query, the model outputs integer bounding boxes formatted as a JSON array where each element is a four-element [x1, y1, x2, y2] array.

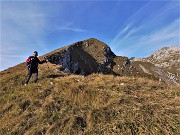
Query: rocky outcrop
[[46, 38, 117, 75]]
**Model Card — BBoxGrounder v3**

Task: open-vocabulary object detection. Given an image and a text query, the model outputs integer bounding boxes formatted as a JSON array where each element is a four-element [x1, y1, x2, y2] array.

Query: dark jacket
[[26, 56, 46, 71]]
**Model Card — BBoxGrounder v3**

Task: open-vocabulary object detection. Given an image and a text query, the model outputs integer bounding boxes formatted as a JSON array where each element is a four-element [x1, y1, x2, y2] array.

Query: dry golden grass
[[0, 66, 180, 135]]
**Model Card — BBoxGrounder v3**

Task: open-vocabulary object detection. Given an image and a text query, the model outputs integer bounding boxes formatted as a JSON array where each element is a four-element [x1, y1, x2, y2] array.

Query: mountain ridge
[[44, 38, 179, 85]]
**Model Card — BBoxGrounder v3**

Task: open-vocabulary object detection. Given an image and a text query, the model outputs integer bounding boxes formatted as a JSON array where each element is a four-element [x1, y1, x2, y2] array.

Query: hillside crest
[[44, 38, 180, 85]]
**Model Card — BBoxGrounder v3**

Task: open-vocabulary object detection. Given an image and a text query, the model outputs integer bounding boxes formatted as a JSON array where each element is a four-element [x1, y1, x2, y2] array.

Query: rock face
[[47, 38, 116, 75], [45, 38, 180, 85]]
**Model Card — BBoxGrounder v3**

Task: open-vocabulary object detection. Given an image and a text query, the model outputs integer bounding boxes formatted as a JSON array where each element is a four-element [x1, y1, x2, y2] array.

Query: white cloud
[[111, 1, 180, 58], [1, 2, 48, 49], [113, 19, 180, 58], [57, 25, 86, 32], [0, 2, 50, 70], [0, 1, 87, 71]]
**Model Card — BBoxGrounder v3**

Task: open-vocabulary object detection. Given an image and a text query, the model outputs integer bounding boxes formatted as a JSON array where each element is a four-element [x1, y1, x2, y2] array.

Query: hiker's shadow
[[47, 74, 65, 78]]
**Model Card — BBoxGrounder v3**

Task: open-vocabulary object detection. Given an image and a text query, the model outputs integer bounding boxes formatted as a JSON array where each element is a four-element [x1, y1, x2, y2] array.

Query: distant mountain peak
[[148, 46, 180, 61], [146, 46, 180, 71], [132, 46, 180, 85]]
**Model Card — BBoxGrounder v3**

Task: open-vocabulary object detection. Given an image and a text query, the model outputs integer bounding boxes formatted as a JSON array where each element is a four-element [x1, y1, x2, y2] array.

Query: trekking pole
[[44, 57, 52, 78], [44, 57, 54, 85], [44, 57, 50, 69]]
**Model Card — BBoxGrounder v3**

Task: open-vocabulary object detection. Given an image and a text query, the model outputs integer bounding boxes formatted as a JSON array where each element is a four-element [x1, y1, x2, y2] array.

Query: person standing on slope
[[24, 51, 47, 85]]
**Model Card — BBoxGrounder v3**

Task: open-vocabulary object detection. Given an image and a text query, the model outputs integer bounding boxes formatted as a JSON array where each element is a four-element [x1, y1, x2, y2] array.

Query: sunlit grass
[[0, 68, 179, 134]]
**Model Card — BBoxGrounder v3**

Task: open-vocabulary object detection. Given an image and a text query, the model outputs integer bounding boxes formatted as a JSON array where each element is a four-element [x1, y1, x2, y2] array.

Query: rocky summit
[[44, 38, 179, 85], [45, 38, 116, 75]]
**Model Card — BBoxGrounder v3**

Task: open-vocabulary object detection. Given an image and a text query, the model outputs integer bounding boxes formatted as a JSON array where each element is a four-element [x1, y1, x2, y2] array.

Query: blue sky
[[0, 0, 179, 71]]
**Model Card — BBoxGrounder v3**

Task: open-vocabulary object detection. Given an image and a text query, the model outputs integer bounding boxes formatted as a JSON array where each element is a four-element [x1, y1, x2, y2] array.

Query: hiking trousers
[[25, 68, 38, 84]]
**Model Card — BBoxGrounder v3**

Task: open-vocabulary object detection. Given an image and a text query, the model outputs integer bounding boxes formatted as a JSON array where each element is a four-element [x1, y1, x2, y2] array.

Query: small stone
[[120, 83, 124, 86]]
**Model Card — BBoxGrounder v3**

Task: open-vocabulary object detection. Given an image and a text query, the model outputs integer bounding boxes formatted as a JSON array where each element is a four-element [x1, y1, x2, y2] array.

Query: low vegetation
[[0, 64, 179, 134]]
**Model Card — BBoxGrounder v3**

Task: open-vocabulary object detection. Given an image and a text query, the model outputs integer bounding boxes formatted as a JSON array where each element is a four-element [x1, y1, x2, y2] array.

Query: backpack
[[26, 56, 34, 69]]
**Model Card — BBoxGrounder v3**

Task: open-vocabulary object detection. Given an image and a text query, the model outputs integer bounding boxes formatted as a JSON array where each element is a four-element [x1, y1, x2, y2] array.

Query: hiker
[[24, 51, 48, 85]]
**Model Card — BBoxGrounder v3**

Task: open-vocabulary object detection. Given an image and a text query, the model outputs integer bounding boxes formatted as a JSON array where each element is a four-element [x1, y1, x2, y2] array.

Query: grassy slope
[[0, 62, 180, 135]]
